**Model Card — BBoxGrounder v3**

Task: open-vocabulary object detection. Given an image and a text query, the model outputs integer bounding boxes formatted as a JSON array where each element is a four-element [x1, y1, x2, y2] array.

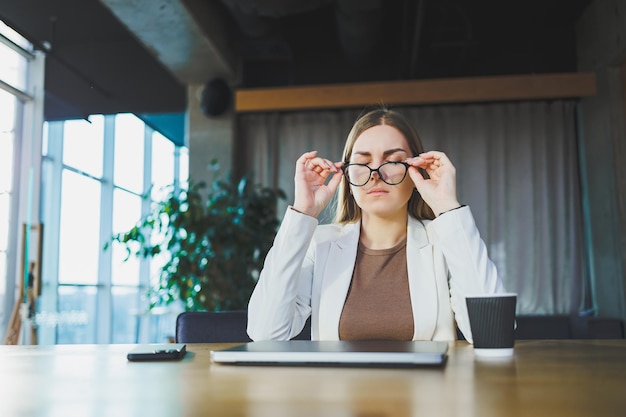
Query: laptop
[[210, 340, 448, 367]]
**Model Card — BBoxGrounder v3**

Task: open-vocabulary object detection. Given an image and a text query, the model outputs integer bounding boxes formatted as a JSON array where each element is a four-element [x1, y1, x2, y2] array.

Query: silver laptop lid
[[210, 340, 448, 367]]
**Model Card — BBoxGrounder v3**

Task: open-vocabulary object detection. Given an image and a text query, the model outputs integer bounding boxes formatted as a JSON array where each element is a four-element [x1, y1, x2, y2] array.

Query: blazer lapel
[[318, 222, 360, 340], [407, 217, 439, 340]]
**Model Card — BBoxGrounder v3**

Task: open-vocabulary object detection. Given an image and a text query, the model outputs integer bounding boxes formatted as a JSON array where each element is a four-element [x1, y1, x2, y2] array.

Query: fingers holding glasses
[[294, 151, 343, 217], [406, 151, 456, 178], [405, 151, 460, 215], [296, 151, 340, 177]]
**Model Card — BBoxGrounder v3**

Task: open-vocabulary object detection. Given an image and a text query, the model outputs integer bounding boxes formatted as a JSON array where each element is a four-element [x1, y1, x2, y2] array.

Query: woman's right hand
[[292, 151, 344, 218]]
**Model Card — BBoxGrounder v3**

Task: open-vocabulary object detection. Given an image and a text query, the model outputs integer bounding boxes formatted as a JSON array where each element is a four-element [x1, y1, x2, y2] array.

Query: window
[[2, 21, 181, 345], [0, 88, 15, 316], [0, 20, 37, 342], [40, 114, 188, 344], [0, 22, 29, 92]]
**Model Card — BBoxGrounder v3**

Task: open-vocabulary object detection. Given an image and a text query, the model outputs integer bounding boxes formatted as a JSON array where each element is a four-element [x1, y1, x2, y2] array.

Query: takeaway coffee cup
[[466, 293, 517, 357]]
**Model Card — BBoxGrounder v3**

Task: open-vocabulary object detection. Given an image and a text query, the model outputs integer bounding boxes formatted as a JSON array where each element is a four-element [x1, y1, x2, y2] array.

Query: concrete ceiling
[[0, 0, 591, 121]]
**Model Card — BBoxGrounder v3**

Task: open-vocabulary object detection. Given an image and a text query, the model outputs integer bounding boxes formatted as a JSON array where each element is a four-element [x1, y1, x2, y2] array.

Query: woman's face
[[348, 124, 415, 219]]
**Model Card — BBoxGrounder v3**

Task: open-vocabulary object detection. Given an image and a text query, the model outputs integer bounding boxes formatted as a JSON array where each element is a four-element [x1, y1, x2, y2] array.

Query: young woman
[[247, 107, 506, 342]]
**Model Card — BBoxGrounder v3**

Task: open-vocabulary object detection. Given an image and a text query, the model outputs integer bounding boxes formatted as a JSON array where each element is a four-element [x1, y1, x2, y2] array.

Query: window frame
[[0, 22, 43, 344], [39, 114, 187, 344]]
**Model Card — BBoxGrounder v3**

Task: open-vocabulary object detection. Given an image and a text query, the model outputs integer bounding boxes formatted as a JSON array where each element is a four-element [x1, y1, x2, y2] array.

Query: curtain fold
[[237, 100, 587, 315]]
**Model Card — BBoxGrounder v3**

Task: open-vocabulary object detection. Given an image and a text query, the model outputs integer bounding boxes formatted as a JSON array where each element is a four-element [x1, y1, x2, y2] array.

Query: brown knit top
[[338, 238, 414, 340]]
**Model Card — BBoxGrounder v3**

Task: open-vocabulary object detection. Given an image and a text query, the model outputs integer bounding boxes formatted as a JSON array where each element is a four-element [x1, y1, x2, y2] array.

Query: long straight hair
[[334, 107, 435, 223]]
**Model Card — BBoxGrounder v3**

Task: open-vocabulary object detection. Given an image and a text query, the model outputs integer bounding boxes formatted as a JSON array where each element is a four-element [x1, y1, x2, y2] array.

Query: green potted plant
[[109, 165, 285, 312]]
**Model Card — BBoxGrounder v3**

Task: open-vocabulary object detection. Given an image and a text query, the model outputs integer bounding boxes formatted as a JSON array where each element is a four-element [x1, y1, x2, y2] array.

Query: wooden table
[[1, 340, 624, 417]]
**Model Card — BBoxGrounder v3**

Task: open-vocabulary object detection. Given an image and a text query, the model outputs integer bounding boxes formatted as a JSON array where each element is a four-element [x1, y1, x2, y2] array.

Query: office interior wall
[[186, 83, 235, 186]]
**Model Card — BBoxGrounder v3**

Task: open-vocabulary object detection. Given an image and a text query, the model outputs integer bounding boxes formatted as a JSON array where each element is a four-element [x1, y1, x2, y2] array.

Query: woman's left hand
[[405, 150, 461, 216]]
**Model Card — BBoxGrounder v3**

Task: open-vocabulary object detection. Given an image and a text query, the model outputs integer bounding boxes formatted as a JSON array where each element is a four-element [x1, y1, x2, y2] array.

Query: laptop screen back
[[210, 340, 448, 367]]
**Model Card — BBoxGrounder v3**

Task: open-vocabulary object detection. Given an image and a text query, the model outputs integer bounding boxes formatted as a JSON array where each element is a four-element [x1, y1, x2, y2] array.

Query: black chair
[[570, 316, 625, 339], [514, 315, 572, 340], [175, 310, 311, 343], [514, 315, 625, 340]]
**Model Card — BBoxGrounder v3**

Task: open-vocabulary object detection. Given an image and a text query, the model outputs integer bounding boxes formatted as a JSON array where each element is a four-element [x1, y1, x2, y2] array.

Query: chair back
[[514, 315, 572, 339], [514, 315, 625, 340], [175, 310, 311, 343], [571, 317, 625, 339]]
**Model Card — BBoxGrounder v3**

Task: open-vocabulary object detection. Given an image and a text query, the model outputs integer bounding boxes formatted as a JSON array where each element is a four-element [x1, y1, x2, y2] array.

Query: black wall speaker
[[200, 77, 231, 117]]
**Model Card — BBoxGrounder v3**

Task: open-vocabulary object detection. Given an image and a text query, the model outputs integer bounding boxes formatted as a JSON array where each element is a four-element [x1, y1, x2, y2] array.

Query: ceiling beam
[[235, 72, 597, 112], [98, 0, 239, 84]]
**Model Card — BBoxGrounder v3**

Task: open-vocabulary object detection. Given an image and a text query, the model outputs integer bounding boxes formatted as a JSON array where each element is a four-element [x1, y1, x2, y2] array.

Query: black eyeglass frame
[[341, 161, 410, 187]]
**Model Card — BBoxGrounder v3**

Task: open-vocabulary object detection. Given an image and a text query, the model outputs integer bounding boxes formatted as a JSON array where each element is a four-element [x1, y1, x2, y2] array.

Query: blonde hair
[[334, 107, 435, 223]]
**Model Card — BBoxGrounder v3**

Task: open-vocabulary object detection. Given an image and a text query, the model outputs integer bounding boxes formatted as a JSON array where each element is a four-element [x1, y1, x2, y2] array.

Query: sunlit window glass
[[111, 286, 140, 343], [0, 42, 28, 91], [41, 104, 184, 343], [0, 94, 14, 192], [58, 171, 101, 285], [56, 286, 97, 344], [111, 188, 141, 286], [0, 19, 28, 328], [114, 113, 144, 193], [0, 21, 31, 50], [0, 88, 16, 132], [148, 195, 171, 290], [63, 116, 104, 177], [39, 158, 53, 229], [41, 121, 49, 155], [179, 147, 189, 189], [0, 253, 6, 284], [150, 246, 170, 289], [0, 193, 9, 250], [151, 131, 175, 201]]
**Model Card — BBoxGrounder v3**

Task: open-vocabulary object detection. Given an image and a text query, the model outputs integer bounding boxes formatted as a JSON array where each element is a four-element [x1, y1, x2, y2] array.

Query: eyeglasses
[[342, 161, 410, 187]]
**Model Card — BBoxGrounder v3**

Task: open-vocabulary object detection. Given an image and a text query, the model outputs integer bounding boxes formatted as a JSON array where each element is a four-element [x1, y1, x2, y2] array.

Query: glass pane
[[63, 116, 104, 177], [151, 131, 174, 201], [0, 253, 6, 298], [40, 158, 53, 224], [0, 89, 16, 132], [58, 171, 101, 285], [0, 90, 16, 194], [179, 147, 189, 189], [0, 253, 7, 327], [56, 286, 97, 344], [111, 188, 141, 286], [41, 121, 49, 155], [111, 286, 141, 343], [149, 312, 177, 344], [0, 42, 28, 91], [0, 132, 14, 193], [150, 250, 170, 288], [114, 113, 144, 193], [0, 20, 32, 50], [0, 194, 9, 250]]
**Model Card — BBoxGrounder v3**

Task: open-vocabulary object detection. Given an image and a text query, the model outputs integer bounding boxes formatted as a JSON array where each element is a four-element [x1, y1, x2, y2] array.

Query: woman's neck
[[359, 211, 408, 250]]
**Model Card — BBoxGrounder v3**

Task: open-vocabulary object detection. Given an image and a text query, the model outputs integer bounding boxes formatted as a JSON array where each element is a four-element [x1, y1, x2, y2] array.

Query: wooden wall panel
[[235, 72, 597, 113]]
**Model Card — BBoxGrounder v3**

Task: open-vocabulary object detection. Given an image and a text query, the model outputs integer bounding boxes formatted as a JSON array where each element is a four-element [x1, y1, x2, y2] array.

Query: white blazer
[[247, 206, 506, 343]]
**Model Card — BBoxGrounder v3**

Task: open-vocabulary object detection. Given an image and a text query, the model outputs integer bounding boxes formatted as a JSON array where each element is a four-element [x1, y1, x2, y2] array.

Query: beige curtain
[[237, 100, 587, 315]]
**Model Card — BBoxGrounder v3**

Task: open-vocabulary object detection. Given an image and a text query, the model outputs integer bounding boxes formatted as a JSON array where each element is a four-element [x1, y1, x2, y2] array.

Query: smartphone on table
[[127, 343, 187, 361]]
